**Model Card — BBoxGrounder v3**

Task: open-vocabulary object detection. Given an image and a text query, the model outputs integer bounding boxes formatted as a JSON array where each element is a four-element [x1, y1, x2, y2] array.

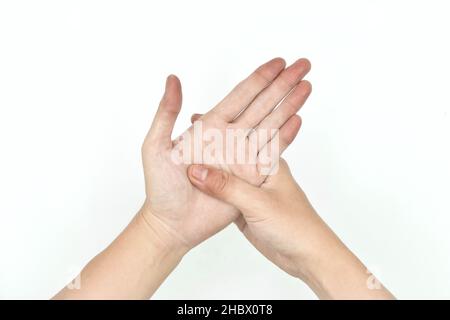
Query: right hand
[[187, 158, 323, 277], [187, 159, 395, 299], [141, 58, 311, 251]]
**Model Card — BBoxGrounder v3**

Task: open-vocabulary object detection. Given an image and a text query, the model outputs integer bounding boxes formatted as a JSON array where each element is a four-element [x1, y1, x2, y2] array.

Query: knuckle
[[277, 74, 295, 91], [283, 98, 299, 114]]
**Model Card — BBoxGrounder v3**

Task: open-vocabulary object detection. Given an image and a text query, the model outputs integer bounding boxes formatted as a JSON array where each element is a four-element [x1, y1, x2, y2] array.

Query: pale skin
[[187, 159, 395, 300], [54, 57, 311, 299], [54, 57, 394, 300]]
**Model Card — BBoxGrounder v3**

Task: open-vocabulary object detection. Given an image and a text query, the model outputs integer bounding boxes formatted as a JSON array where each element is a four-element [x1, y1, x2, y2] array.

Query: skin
[[187, 160, 395, 300], [141, 58, 311, 249], [54, 57, 312, 299], [54, 57, 393, 300]]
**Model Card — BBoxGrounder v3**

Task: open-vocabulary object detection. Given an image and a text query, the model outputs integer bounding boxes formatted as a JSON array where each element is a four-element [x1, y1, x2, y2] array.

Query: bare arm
[[187, 160, 395, 300], [53, 209, 187, 299]]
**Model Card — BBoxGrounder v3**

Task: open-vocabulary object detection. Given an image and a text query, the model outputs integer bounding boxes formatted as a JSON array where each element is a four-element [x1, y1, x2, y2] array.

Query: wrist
[[137, 204, 190, 261], [298, 238, 359, 298], [55, 206, 190, 299]]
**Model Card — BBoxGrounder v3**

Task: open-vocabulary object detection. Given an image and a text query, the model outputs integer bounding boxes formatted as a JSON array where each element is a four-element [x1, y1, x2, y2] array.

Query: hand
[[141, 58, 311, 250], [54, 58, 312, 299], [187, 159, 395, 299]]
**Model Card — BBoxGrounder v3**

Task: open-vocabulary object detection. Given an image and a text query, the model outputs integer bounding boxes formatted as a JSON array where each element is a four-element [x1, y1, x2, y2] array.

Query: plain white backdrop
[[1, 0, 449, 299]]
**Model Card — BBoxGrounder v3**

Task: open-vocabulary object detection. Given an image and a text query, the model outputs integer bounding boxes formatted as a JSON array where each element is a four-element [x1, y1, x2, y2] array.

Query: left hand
[[141, 58, 312, 251]]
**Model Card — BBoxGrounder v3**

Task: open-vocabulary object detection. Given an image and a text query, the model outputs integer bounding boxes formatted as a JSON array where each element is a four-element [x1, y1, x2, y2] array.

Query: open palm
[[141, 58, 311, 248]]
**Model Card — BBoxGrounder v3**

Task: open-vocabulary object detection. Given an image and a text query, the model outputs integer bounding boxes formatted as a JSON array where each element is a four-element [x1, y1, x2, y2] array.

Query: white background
[[1, 0, 449, 299]]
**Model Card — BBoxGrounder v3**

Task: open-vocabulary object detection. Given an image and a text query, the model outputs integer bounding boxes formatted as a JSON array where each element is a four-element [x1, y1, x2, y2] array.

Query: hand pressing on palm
[[54, 58, 312, 300], [141, 58, 311, 251]]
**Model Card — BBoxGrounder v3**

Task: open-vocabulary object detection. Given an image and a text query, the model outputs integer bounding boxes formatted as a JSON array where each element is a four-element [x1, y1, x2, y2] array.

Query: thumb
[[147, 75, 182, 148], [187, 165, 266, 212]]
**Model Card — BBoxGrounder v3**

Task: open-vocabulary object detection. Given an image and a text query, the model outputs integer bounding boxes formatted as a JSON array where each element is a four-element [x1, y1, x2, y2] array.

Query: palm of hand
[[144, 115, 265, 247], [142, 58, 311, 248]]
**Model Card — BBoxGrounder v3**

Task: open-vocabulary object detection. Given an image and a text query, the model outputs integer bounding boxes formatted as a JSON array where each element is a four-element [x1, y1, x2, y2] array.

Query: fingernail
[[191, 165, 208, 181]]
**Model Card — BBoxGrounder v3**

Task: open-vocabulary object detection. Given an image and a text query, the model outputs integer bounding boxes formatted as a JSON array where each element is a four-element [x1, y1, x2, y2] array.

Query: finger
[[256, 115, 301, 176], [187, 164, 266, 212], [190, 113, 203, 124], [251, 80, 311, 150], [210, 57, 286, 122], [233, 58, 310, 128], [147, 75, 182, 148]]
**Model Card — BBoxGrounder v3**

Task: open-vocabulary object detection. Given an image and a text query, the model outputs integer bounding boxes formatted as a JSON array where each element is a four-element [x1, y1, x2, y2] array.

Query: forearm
[[53, 208, 187, 300], [298, 218, 395, 300]]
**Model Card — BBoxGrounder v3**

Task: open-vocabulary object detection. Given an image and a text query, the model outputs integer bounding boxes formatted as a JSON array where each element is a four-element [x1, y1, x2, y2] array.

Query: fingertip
[[164, 74, 180, 94], [258, 57, 286, 79], [286, 113, 302, 128], [166, 74, 181, 94], [269, 57, 287, 69], [190, 113, 203, 124], [291, 114, 302, 135], [166, 74, 180, 84], [187, 165, 197, 184], [161, 74, 182, 112], [281, 114, 302, 145], [291, 80, 312, 103], [291, 114, 302, 126], [297, 58, 311, 72], [187, 164, 209, 184], [299, 80, 312, 95], [187, 164, 197, 182]]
